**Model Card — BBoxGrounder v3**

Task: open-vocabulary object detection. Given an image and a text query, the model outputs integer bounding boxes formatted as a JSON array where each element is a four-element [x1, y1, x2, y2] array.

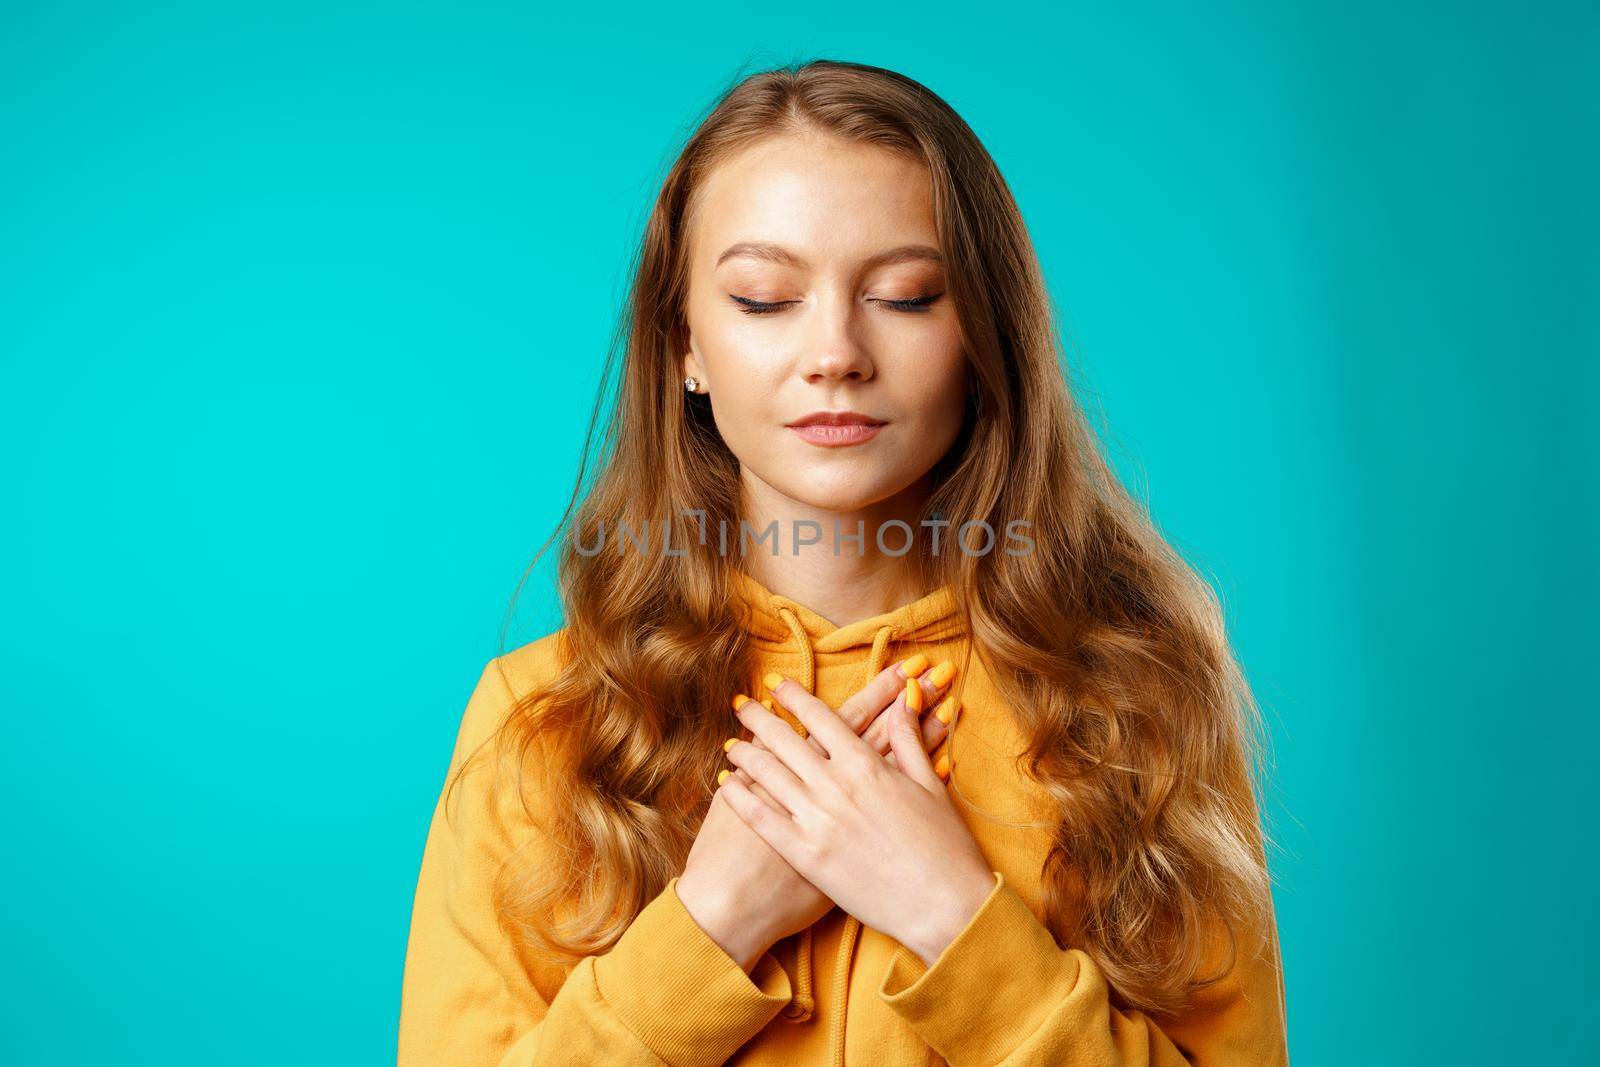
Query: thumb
[[888, 679, 941, 791]]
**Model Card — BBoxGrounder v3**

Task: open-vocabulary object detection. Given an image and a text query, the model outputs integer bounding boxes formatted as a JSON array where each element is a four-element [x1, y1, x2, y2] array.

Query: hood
[[729, 569, 968, 1066]]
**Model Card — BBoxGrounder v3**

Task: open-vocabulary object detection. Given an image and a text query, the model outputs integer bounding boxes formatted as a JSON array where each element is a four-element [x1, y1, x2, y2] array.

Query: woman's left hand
[[717, 673, 998, 967]]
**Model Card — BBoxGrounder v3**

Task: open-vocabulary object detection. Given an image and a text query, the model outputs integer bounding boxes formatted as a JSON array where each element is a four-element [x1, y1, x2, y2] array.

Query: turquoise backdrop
[[3, 3, 1594, 1064]]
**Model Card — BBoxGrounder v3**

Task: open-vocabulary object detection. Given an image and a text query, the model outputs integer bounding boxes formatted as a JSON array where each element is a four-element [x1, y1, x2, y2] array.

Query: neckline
[[730, 569, 964, 652]]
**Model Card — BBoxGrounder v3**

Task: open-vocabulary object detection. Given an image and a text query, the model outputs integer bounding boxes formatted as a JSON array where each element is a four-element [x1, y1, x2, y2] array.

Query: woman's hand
[[675, 775, 820, 973], [717, 675, 997, 968], [728, 654, 961, 787], [675, 659, 957, 973]]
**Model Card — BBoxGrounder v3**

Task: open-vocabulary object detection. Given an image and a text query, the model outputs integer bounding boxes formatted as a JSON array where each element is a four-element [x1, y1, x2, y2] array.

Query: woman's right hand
[[675, 657, 958, 972]]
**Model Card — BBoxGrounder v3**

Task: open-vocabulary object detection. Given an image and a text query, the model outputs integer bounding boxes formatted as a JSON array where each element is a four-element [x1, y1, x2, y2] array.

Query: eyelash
[[729, 293, 944, 315]]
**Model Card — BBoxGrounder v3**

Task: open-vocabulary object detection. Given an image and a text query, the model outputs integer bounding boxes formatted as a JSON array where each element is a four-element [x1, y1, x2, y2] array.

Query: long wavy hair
[[447, 57, 1279, 1019]]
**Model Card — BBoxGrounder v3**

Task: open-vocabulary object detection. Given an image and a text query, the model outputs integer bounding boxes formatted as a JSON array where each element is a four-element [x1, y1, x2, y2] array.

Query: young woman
[[399, 59, 1289, 1066]]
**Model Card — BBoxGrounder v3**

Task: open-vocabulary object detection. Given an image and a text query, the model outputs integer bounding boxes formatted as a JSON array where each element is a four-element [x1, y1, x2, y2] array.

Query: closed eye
[[729, 295, 795, 315], [728, 293, 944, 315], [879, 293, 943, 313]]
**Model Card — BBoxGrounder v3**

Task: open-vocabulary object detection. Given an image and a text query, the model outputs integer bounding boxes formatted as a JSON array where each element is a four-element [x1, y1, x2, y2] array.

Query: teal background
[[3, 3, 1594, 1064]]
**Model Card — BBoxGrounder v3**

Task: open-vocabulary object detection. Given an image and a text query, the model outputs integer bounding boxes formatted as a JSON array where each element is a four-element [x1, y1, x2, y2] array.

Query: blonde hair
[[449, 58, 1278, 1018]]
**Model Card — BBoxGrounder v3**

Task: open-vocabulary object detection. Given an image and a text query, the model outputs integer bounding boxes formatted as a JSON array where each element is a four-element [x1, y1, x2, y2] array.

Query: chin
[[780, 477, 906, 515]]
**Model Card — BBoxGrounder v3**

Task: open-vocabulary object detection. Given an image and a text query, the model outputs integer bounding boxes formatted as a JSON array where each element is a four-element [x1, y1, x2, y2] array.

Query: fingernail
[[762, 698, 774, 711], [723, 737, 739, 752], [905, 678, 923, 714], [900, 654, 930, 678], [717, 768, 731, 785], [763, 671, 785, 692], [731, 693, 751, 712], [935, 698, 953, 725], [928, 660, 956, 687], [934, 753, 950, 778]]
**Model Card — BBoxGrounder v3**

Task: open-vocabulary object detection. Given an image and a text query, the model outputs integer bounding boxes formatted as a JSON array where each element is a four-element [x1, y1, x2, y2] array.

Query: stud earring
[[684, 376, 700, 393]]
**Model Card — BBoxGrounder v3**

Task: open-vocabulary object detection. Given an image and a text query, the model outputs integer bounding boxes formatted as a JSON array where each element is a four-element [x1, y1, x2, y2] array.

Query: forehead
[[688, 134, 939, 270]]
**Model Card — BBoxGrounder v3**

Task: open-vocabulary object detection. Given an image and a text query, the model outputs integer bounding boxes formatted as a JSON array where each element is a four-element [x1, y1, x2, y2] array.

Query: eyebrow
[[714, 241, 944, 271]]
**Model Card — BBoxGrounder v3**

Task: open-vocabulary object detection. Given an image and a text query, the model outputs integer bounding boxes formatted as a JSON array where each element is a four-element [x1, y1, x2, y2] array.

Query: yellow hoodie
[[398, 571, 1289, 1065]]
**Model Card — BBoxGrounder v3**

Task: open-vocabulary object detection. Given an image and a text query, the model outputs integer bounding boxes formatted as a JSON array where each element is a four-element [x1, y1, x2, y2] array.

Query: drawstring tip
[[782, 922, 817, 1024]]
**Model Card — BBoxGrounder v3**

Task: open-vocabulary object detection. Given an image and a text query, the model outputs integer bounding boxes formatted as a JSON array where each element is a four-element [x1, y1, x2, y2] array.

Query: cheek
[[921, 383, 971, 452], [701, 318, 783, 385], [893, 336, 968, 412], [896, 347, 970, 453], [701, 349, 782, 449]]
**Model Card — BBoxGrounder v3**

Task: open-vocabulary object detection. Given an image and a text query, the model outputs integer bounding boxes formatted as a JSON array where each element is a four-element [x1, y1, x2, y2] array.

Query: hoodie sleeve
[[875, 870, 1289, 1066], [398, 655, 795, 1067]]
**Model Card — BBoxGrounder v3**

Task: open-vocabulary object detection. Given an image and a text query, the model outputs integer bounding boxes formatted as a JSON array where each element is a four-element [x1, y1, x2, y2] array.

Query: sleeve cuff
[[877, 870, 1081, 1064], [593, 875, 792, 1065]]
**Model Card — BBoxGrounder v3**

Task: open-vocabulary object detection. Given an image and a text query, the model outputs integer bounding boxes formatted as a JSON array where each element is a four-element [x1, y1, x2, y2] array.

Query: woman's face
[[681, 133, 969, 517]]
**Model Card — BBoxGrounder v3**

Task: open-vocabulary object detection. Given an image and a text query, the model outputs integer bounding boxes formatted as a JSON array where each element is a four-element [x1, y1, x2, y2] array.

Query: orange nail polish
[[763, 671, 785, 692], [928, 660, 955, 687], [901, 654, 930, 677], [723, 737, 739, 752], [732, 693, 751, 712], [935, 699, 953, 725], [717, 768, 731, 785], [905, 678, 923, 714], [934, 753, 950, 778]]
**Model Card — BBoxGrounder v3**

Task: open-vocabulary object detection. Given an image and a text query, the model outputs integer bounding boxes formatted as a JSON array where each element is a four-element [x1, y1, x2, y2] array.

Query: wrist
[[674, 874, 773, 974], [903, 867, 997, 968]]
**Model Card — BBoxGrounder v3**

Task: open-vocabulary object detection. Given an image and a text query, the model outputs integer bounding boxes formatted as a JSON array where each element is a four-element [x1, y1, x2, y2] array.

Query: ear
[[681, 330, 705, 384], [682, 350, 708, 393]]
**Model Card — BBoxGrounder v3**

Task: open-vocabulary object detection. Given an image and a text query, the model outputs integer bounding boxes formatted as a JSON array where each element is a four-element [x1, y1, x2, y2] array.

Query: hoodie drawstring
[[772, 606, 818, 1025], [770, 606, 897, 1067]]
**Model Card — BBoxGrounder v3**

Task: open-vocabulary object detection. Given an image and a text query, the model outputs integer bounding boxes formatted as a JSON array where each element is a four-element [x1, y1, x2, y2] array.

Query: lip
[[788, 423, 886, 446], [786, 410, 887, 448], [786, 410, 886, 428]]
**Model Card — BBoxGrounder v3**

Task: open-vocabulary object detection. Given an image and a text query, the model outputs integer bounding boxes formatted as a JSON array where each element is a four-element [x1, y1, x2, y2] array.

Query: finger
[[887, 681, 943, 791], [871, 694, 950, 761], [764, 673, 861, 757], [895, 740, 954, 781], [920, 698, 952, 750], [835, 655, 933, 734], [927, 694, 958, 742], [724, 737, 815, 815], [720, 759, 797, 817], [718, 772, 807, 859], [748, 695, 830, 756], [736, 692, 832, 783], [861, 661, 958, 752]]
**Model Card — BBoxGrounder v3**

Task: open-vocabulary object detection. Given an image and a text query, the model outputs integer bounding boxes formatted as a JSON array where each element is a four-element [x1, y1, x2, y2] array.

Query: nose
[[795, 296, 875, 384]]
